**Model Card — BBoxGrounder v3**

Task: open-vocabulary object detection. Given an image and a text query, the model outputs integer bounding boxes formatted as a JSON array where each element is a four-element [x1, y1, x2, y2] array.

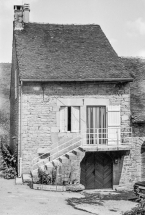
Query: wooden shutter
[[71, 107, 80, 132], [108, 105, 120, 145], [60, 107, 67, 132]]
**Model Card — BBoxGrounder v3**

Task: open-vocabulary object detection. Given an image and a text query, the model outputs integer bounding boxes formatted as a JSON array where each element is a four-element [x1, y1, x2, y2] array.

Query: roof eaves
[[20, 78, 133, 82]]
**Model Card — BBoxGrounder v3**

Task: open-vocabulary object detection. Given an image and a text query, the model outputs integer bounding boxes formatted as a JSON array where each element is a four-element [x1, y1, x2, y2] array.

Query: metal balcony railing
[[83, 127, 132, 147]]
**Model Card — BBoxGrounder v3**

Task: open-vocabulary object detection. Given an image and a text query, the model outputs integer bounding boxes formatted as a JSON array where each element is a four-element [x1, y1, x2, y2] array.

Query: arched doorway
[[80, 152, 113, 189], [141, 142, 145, 180]]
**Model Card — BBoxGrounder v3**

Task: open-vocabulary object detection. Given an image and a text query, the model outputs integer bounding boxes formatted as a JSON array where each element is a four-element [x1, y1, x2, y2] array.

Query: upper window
[[60, 106, 80, 132]]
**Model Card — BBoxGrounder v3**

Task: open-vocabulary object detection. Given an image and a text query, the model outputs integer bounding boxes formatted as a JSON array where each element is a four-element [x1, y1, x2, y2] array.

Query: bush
[[124, 199, 145, 215], [37, 167, 56, 185], [1, 142, 17, 179]]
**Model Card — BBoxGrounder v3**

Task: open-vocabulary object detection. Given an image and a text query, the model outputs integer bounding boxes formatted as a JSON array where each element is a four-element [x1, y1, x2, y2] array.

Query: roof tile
[[14, 23, 131, 81]]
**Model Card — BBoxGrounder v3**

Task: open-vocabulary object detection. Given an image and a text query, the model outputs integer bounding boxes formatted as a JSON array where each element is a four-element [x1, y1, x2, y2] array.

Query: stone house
[[10, 4, 145, 189]]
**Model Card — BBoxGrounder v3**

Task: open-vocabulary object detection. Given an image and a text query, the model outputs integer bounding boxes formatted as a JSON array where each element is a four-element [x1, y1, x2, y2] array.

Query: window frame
[[59, 106, 80, 133]]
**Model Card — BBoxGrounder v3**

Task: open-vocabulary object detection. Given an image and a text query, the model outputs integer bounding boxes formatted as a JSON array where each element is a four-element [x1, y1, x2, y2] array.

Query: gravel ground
[[0, 178, 139, 215], [0, 178, 89, 215]]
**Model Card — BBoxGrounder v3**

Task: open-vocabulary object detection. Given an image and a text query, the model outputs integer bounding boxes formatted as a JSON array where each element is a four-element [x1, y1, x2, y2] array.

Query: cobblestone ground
[[0, 178, 89, 215]]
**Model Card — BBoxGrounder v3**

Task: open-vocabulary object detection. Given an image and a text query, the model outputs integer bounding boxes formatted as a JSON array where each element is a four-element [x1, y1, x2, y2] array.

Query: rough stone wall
[[21, 81, 130, 173], [118, 137, 145, 185]]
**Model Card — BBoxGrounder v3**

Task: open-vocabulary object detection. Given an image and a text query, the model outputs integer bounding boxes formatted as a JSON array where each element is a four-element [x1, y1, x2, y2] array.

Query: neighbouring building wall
[[20, 81, 130, 173], [119, 137, 145, 185], [120, 58, 145, 185], [132, 124, 145, 137]]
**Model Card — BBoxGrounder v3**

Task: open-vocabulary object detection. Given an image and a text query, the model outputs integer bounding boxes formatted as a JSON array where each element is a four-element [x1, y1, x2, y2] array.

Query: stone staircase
[[30, 136, 85, 185]]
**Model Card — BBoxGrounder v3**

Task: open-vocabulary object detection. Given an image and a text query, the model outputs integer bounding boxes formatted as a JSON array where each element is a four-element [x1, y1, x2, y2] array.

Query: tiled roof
[[122, 57, 145, 123], [14, 23, 132, 81]]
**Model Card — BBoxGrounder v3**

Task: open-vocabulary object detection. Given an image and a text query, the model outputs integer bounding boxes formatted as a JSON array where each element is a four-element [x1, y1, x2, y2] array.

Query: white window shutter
[[71, 107, 80, 132], [108, 105, 120, 145], [60, 107, 67, 132]]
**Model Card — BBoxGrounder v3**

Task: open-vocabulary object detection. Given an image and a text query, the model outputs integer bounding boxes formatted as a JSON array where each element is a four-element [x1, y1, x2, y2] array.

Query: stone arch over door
[[141, 142, 145, 180], [80, 152, 113, 189]]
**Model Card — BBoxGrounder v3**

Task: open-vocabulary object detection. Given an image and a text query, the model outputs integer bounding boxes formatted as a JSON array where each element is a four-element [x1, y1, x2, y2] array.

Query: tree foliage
[[1, 142, 17, 179]]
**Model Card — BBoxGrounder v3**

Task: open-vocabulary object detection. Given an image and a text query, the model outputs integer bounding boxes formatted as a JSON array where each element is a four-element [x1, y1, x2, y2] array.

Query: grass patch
[[82, 190, 137, 201], [66, 190, 137, 209], [66, 190, 143, 215]]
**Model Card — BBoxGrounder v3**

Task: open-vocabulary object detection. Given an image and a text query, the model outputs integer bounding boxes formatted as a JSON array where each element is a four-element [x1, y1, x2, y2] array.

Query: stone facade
[[10, 76, 145, 187], [19, 81, 131, 179]]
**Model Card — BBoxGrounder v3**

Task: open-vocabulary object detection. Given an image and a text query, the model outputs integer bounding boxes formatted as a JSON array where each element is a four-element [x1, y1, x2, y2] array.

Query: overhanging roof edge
[[20, 78, 133, 82]]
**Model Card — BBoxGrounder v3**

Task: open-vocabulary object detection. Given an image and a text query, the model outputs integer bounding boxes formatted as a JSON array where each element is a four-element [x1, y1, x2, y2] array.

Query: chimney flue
[[14, 3, 30, 30], [14, 5, 23, 30], [23, 4, 30, 23]]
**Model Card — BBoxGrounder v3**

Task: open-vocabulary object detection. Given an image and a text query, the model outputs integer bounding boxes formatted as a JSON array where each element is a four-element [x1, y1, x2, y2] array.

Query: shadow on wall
[[112, 151, 125, 186]]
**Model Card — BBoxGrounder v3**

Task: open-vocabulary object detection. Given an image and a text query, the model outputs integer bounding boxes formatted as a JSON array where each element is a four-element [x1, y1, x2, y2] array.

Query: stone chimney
[[14, 5, 24, 30], [23, 4, 30, 23], [14, 4, 30, 30]]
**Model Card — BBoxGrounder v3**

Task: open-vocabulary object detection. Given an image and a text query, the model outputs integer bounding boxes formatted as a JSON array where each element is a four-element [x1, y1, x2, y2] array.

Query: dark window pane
[[68, 106, 71, 131]]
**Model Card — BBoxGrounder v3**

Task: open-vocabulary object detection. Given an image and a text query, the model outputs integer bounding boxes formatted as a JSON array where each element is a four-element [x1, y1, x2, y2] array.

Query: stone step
[[45, 162, 54, 168], [52, 159, 61, 167], [65, 152, 77, 159], [59, 156, 69, 164], [72, 147, 84, 155]]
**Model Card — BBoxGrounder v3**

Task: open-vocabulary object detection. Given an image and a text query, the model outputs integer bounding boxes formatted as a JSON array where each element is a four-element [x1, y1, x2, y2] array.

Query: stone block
[[22, 173, 32, 184], [15, 177, 23, 185], [122, 115, 129, 121], [51, 127, 59, 133]]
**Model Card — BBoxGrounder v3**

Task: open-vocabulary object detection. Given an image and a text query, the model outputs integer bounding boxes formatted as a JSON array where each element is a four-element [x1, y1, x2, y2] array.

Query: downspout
[[19, 81, 23, 177]]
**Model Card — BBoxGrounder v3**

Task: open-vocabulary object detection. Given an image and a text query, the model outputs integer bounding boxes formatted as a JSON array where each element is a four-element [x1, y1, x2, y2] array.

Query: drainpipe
[[19, 81, 23, 177]]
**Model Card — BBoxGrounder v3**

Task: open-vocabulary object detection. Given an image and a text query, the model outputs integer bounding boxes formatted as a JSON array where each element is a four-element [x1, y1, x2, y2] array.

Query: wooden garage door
[[80, 152, 113, 189]]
